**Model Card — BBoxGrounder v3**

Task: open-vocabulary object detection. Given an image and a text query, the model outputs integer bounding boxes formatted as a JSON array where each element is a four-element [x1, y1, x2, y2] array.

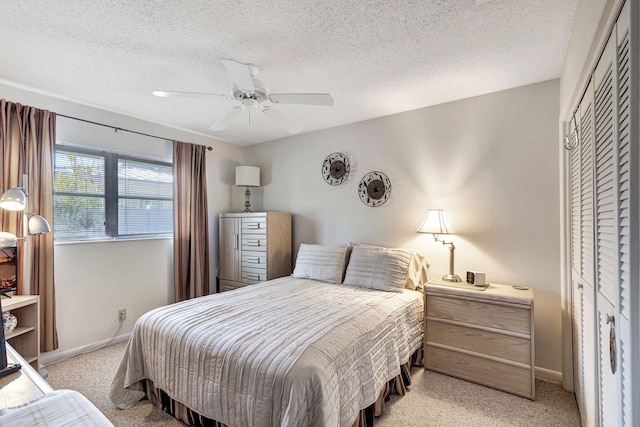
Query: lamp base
[[242, 187, 253, 213], [0, 363, 21, 378], [441, 274, 463, 283]]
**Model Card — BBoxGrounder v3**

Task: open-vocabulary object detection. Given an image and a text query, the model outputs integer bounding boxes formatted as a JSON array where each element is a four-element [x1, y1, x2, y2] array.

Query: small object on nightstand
[[466, 271, 486, 286]]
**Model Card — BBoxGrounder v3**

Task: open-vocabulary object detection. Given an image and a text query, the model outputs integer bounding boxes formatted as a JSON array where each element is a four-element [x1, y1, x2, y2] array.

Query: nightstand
[[424, 278, 535, 399]]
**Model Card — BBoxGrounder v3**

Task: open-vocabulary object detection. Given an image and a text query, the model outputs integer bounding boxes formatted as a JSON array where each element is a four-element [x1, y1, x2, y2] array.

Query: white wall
[[246, 80, 562, 375], [0, 83, 245, 365]]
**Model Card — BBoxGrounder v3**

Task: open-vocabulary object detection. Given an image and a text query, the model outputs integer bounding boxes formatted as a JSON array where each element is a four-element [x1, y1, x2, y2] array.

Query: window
[[53, 144, 173, 241]]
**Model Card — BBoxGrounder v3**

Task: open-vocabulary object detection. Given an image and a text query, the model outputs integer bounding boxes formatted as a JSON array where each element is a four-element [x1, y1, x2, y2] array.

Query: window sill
[[54, 235, 172, 246]]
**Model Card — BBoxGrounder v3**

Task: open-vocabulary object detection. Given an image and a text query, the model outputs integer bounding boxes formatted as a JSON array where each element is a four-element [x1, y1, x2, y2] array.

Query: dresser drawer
[[242, 269, 267, 284], [242, 251, 267, 268], [426, 319, 531, 364], [242, 237, 267, 252], [426, 345, 533, 398], [426, 294, 530, 335], [242, 217, 267, 234]]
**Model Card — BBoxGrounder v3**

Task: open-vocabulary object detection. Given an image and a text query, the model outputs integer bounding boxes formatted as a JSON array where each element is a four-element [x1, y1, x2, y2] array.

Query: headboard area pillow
[[343, 245, 413, 292], [348, 243, 429, 291], [405, 250, 430, 291], [292, 243, 349, 284]]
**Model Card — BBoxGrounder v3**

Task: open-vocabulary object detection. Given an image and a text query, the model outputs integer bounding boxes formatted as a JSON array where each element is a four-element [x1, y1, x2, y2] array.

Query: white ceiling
[[0, 0, 577, 146]]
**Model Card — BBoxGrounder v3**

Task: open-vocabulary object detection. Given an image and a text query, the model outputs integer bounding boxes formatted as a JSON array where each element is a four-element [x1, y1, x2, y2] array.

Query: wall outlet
[[118, 309, 126, 322]]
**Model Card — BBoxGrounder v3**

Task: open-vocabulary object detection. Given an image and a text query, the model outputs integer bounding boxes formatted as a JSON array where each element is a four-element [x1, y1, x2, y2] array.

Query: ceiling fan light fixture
[[155, 59, 334, 134]]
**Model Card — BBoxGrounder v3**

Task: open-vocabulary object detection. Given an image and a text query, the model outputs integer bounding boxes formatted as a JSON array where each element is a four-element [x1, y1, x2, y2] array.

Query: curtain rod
[[56, 113, 213, 151]]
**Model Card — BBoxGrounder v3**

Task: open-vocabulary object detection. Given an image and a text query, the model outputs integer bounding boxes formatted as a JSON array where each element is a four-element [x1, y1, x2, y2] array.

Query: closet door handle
[[607, 314, 617, 374], [234, 233, 239, 250]]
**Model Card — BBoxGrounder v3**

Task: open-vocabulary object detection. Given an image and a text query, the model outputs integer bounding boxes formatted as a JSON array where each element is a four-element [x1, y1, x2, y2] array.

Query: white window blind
[[54, 145, 173, 241], [53, 148, 106, 239]]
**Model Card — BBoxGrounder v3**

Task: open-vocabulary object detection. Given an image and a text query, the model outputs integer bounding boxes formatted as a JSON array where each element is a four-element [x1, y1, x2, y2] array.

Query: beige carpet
[[45, 341, 581, 426]]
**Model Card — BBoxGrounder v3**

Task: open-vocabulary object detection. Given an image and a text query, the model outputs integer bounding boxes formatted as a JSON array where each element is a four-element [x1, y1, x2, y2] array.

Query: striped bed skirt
[[143, 347, 423, 427]]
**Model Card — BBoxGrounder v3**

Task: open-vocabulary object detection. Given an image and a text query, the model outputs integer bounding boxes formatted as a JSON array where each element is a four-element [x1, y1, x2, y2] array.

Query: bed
[[110, 243, 428, 427]]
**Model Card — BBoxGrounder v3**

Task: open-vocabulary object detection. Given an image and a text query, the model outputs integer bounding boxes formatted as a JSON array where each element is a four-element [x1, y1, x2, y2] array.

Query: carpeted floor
[[45, 341, 581, 426]]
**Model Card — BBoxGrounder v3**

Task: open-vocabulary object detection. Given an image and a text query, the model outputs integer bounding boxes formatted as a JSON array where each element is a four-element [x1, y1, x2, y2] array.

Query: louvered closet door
[[594, 5, 631, 426], [614, 4, 633, 425], [568, 1, 638, 426], [570, 79, 598, 427], [593, 33, 618, 426], [569, 109, 583, 417]]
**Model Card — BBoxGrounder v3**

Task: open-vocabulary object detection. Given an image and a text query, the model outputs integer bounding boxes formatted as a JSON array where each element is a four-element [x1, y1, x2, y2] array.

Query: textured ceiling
[[0, 0, 577, 146]]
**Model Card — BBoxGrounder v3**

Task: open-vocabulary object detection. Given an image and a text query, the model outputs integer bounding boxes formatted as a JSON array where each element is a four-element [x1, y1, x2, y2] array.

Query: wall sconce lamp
[[416, 209, 462, 282], [0, 182, 52, 378], [235, 166, 260, 213]]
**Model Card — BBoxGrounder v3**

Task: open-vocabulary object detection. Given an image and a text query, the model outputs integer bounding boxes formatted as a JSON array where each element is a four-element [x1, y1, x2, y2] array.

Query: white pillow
[[349, 242, 429, 290], [292, 243, 349, 284], [405, 250, 430, 291], [343, 245, 412, 292]]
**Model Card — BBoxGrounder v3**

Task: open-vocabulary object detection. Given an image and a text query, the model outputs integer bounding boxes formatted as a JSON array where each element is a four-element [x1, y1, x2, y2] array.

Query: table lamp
[[417, 209, 462, 282], [235, 166, 260, 213]]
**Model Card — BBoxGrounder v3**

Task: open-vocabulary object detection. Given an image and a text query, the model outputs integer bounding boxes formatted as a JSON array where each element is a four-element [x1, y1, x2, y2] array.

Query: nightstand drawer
[[426, 345, 533, 398], [426, 319, 530, 364], [426, 294, 530, 335]]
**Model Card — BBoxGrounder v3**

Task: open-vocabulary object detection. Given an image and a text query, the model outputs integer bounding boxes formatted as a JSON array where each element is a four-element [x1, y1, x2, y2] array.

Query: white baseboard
[[535, 366, 563, 382], [40, 333, 131, 367]]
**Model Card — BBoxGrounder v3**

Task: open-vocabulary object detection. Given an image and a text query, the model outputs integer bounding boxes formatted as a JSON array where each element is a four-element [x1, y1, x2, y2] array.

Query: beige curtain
[[0, 99, 58, 352], [173, 141, 210, 302]]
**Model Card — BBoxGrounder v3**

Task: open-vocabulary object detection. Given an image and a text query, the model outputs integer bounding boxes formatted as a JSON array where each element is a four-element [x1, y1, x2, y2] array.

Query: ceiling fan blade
[[210, 108, 244, 131], [221, 59, 255, 93], [262, 108, 302, 134], [153, 90, 229, 100], [267, 93, 334, 106]]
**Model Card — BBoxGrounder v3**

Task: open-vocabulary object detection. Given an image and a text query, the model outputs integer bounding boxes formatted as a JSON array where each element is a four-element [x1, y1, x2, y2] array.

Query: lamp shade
[[28, 214, 52, 235], [0, 188, 27, 211], [416, 209, 453, 234], [235, 166, 260, 187], [0, 232, 18, 248]]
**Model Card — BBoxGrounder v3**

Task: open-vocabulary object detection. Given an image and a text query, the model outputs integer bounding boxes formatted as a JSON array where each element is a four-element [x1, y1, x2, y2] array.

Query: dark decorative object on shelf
[[358, 171, 392, 207], [322, 152, 350, 185], [0, 289, 20, 378]]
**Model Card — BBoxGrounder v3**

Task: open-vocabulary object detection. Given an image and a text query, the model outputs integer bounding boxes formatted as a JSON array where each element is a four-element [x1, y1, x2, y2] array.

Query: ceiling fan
[[153, 59, 334, 134]]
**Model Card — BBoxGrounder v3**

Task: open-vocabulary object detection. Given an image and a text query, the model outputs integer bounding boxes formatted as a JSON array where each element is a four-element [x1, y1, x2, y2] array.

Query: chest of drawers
[[219, 212, 291, 292], [424, 279, 535, 399]]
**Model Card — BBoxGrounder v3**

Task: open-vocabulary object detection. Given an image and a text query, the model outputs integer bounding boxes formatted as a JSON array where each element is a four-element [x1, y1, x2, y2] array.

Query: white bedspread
[[0, 389, 113, 426], [109, 277, 423, 427]]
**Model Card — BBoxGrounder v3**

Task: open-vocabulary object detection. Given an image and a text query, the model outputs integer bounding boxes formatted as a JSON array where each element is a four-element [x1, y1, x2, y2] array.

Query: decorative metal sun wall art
[[358, 171, 392, 207]]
